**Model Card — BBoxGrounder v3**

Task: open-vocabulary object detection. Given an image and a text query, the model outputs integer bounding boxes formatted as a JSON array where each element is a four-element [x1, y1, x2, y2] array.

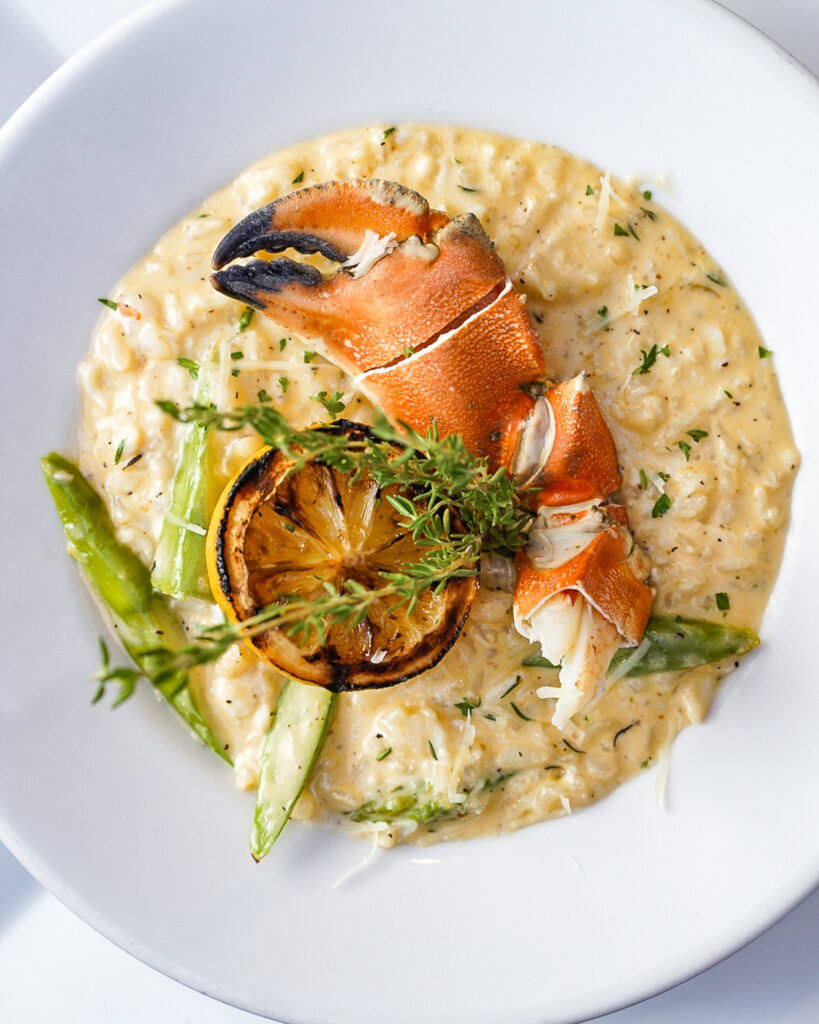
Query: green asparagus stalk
[[608, 613, 759, 676], [251, 681, 335, 861], [151, 361, 214, 600], [523, 614, 759, 677], [41, 452, 227, 761], [350, 781, 460, 825]]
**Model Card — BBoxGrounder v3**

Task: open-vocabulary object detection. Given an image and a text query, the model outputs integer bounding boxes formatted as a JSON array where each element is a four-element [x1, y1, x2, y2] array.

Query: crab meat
[[210, 178, 655, 725]]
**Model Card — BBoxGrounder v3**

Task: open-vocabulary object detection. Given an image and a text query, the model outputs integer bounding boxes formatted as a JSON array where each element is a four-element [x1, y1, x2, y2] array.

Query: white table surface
[[1, 1, 817, 1021]]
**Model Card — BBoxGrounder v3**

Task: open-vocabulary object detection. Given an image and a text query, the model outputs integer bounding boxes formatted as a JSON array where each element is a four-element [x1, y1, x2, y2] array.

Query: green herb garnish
[[509, 701, 532, 722], [706, 272, 727, 287], [586, 185, 594, 195], [686, 429, 709, 443], [651, 493, 671, 518], [715, 592, 730, 611], [257, 389, 272, 403], [303, 350, 317, 363], [177, 357, 199, 379], [758, 345, 772, 358], [613, 222, 629, 237], [375, 746, 392, 761], [114, 439, 125, 465], [278, 376, 290, 393], [428, 740, 438, 761], [678, 441, 691, 461], [310, 390, 346, 418], [238, 307, 254, 332], [632, 344, 669, 376], [291, 170, 304, 185], [97, 297, 118, 311], [455, 697, 482, 716]]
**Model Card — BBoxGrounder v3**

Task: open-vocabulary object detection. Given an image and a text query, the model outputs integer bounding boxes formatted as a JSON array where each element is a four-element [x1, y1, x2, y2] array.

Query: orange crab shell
[[356, 284, 546, 467], [535, 377, 621, 503], [514, 525, 654, 647]]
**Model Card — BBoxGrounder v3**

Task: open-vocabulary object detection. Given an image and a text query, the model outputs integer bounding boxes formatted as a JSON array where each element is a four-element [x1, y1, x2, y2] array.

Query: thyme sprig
[[150, 400, 534, 670], [157, 401, 532, 554]]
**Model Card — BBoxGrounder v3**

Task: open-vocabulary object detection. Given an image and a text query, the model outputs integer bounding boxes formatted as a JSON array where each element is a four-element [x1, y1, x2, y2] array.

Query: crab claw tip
[[212, 205, 349, 270], [210, 259, 322, 308]]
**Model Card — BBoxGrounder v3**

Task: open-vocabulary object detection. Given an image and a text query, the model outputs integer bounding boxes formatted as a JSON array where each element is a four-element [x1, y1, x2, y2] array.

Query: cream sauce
[[77, 124, 798, 845]]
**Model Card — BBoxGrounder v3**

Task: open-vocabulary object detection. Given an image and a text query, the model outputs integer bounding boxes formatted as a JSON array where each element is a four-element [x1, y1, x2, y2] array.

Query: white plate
[[0, 1, 817, 1022]]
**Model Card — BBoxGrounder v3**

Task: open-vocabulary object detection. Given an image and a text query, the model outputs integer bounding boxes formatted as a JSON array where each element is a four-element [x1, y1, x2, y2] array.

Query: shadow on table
[[0, 841, 40, 932]]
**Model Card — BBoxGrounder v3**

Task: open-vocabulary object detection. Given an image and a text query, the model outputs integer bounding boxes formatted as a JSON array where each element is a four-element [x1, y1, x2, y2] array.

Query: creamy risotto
[[76, 125, 798, 846]]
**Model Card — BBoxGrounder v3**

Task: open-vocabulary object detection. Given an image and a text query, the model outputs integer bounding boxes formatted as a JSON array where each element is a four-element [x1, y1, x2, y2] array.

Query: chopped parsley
[[715, 592, 731, 611], [640, 759, 650, 769], [686, 428, 709, 443], [657, 470, 670, 482], [639, 468, 649, 490], [613, 222, 629, 237], [231, 350, 244, 361], [382, 126, 396, 140], [457, 185, 479, 193], [311, 390, 346, 417], [428, 740, 438, 761], [640, 207, 656, 220], [642, 189, 652, 200], [706, 272, 727, 287], [455, 697, 481, 717], [724, 389, 733, 399], [97, 297, 118, 311], [402, 345, 415, 358], [375, 746, 392, 761], [678, 440, 691, 461], [585, 184, 594, 195], [758, 345, 772, 358], [284, 522, 296, 533], [177, 357, 199, 379], [114, 439, 125, 465], [651, 493, 671, 518], [278, 376, 290, 393], [597, 305, 608, 319], [303, 350, 317, 363], [632, 344, 670, 376], [238, 306, 254, 332], [279, 338, 287, 351], [291, 170, 304, 184], [257, 389, 272, 403]]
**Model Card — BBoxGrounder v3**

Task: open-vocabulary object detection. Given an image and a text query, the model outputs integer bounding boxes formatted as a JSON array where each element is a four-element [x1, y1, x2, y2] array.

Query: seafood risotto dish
[[43, 124, 798, 856]]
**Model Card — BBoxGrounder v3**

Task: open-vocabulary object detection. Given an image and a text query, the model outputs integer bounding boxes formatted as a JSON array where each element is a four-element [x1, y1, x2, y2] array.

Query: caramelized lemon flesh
[[207, 424, 478, 690]]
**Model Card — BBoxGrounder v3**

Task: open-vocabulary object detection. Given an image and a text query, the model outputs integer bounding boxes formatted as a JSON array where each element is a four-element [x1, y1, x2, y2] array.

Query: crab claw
[[513, 503, 654, 728], [210, 179, 519, 378], [504, 374, 621, 502]]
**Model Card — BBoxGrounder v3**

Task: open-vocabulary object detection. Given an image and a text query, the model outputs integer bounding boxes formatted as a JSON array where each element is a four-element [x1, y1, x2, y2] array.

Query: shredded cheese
[[446, 714, 476, 805]]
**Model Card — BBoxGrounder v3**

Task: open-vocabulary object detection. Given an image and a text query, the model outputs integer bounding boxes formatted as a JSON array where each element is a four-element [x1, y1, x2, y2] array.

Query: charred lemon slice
[[207, 422, 478, 690]]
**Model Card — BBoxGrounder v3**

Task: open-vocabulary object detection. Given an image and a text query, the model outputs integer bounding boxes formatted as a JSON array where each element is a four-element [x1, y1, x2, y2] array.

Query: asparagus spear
[[251, 681, 335, 861], [523, 614, 759, 676], [609, 614, 759, 676], [151, 360, 214, 600], [350, 781, 460, 825], [42, 452, 227, 761]]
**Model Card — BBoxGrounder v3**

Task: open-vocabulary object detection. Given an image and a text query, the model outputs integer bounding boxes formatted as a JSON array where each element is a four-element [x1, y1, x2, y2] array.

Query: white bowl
[[1, 1, 817, 1022]]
